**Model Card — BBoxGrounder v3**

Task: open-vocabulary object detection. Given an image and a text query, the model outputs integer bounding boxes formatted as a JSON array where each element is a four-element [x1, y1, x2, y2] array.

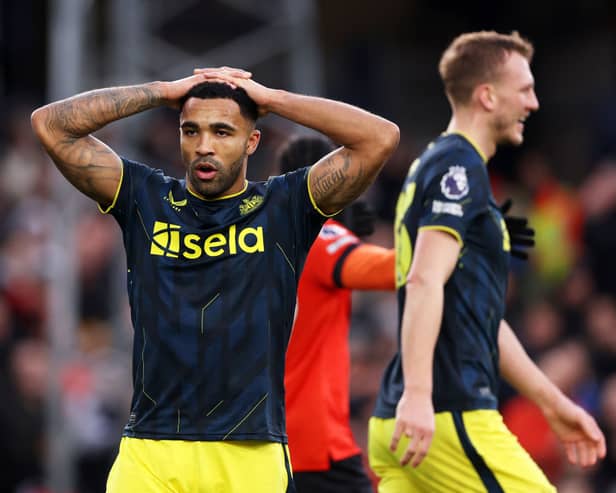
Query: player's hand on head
[[499, 198, 535, 260], [390, 390, 435, 468], [161, 68, 254, 110], [160, 71, 248, 109], [159, 74, 213, 108], [191, 66, 252, 87], [194, 67, 273, 117], [193, 66, 252, 78], [544, 394, 606, 468]]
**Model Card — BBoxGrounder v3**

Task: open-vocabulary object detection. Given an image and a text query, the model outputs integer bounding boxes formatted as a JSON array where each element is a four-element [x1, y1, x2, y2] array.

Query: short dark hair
[[276, 134, 336, 174], [439, 31, 534, 106], [180, 82, 259, 122]]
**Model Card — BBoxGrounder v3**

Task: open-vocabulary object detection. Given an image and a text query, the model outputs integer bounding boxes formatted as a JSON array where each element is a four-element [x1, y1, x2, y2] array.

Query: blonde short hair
[[438, 31, 534, 106]]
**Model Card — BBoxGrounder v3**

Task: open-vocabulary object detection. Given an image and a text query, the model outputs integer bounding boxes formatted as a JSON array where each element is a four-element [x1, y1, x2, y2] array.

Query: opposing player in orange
[[281, 135, 395, 493]]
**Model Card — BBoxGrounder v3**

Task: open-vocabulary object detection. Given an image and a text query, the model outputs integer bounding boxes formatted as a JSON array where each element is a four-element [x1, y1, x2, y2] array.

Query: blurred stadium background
[[1, 0, 616, 491]]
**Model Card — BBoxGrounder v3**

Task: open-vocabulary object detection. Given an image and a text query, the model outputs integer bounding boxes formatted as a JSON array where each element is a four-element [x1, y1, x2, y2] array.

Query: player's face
[[491, 51, 539, 146], [180, 97, 260, 199]]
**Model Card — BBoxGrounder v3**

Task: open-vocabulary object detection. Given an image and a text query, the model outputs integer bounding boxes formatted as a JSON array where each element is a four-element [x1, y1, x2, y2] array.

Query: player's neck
[[446, 113, 496, 162]]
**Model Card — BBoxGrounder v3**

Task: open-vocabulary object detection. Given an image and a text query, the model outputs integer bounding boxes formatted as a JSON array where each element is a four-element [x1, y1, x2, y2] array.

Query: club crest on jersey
[[440, 165, 469, 200], [239, 195, 264, 215]]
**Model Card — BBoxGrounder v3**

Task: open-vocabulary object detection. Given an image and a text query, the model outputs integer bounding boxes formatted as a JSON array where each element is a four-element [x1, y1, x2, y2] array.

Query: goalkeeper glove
[[499, 199, 535, 260]]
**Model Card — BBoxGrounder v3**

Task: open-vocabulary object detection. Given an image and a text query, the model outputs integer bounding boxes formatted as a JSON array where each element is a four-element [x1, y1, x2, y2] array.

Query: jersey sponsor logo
[[150, 221, 265, 259], [440, 165, 469, 200], [239, 195, 264, 215], [432, 200, 463, 217], [164, 190, 187, 212]]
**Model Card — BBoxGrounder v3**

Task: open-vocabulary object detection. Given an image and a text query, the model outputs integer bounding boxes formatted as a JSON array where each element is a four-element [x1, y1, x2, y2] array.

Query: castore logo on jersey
[[163, 190, 187, 212]]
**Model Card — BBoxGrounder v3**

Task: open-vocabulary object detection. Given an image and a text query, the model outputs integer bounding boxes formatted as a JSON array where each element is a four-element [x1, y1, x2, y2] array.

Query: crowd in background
[[1, 91, 616, 492], [1, 69, 616, 493]]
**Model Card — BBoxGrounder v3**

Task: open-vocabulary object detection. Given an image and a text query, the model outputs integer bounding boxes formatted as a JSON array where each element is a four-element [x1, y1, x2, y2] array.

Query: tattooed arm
[[31, 69, 251, 207], [31, 84, 159, 206], [193, 70, 400, 214], [268, 93, 399, 214]]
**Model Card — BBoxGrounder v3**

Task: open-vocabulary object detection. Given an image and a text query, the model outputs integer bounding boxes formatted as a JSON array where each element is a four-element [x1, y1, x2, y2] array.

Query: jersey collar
[[443, 131, 488, 164], [186, 180, 249, 202]]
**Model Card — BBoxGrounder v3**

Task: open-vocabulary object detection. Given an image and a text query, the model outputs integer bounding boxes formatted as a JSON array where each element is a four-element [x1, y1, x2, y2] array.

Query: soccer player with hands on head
[[31, 66, 399, 493]]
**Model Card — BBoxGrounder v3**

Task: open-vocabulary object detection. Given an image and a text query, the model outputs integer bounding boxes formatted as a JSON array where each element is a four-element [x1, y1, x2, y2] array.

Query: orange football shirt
[[285, 219, 394, 471]]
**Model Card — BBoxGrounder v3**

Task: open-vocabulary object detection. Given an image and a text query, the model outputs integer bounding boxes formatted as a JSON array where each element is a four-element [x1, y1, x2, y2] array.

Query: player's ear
[[476, 83, 496, 111], [246, 129, 261, 156]]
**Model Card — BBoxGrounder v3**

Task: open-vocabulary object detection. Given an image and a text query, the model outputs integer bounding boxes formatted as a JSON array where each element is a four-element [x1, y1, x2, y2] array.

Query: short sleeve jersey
[[285, 219, 362, 470], [106, 158, 325, 442], [374, 133, 511, 417]]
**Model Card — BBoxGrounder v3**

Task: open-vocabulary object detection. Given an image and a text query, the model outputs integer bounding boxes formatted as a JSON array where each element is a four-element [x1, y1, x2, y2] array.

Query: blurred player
[[31, 67, 399, 493], [280, 135, 395, 493], [368, 31, 606, 492], [282, 137, 536, 493]]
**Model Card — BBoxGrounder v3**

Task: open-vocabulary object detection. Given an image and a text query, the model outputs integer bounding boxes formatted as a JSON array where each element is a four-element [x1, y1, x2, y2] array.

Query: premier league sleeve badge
[[440, 165, 469, 200]]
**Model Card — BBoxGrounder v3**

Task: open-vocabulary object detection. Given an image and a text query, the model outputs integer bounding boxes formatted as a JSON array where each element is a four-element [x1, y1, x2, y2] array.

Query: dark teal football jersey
[[374, 133, 511, 417], [106, 158, 325, 442]]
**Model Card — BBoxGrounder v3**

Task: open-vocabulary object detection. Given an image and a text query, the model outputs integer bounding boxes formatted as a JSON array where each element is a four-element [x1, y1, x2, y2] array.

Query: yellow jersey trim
[[306, 166, 340, 218], [187, 180, 248, 201], [418, 225, 463, 247], [444, 131, 487, 164], [97, 162, 124, 214]]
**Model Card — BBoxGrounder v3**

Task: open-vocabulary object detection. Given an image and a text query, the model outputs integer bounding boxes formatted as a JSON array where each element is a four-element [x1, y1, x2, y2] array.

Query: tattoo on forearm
[[45, 85, 160, 137]]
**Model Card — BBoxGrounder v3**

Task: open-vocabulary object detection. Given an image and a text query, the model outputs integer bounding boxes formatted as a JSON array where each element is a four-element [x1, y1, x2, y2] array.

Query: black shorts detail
[[293, 454, 374, 493], [452, 411, 504, 493]]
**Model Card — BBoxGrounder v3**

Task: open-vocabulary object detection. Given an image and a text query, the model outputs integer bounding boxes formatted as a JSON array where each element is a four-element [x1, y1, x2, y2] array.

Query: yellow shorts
[[106, 437, 293, 493], [368, 410, 556, 493]]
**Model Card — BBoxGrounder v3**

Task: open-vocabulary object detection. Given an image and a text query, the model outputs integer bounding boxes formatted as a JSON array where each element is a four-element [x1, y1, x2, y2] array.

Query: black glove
[[336, 200, 376, 238], [499, 199, 535, 260]]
